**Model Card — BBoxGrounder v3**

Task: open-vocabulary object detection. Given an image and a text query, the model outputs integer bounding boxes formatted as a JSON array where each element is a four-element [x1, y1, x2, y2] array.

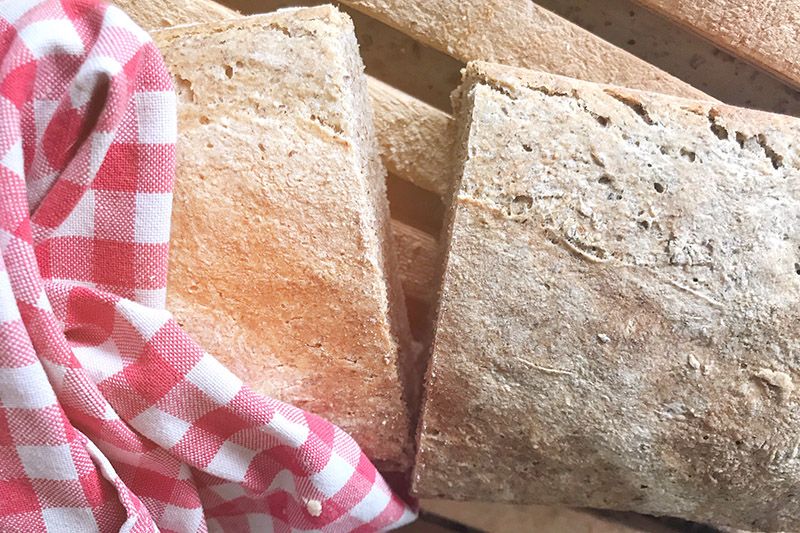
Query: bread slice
[[339, 0, 709, 99], [633, 0, 800, 91], [415, 61, 800, 529], [154, 8, 415, 469]]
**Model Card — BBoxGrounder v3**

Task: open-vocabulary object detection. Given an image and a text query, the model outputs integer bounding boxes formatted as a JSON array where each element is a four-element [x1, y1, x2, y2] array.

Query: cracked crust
[[414, 61, 800, 530], [154, 8, 414, 469]]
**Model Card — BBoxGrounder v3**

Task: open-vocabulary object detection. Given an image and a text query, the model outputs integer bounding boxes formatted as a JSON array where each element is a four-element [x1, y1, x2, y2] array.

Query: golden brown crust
[[155, 9, 413, 468], [415, 61, 800, 529]]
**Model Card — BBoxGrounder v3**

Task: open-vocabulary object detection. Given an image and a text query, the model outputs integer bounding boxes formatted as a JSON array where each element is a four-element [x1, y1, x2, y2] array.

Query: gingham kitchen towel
[[0, 0, 416, 531]]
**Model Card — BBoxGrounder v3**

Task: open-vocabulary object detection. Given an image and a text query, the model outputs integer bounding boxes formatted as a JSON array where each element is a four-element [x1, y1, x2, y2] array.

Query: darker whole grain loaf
[[414, 61, 800, 531]]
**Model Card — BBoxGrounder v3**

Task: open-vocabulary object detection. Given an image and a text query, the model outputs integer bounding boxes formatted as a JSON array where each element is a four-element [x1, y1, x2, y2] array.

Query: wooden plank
[[391, 220, 439, 303], [369, 79, 454, 197], [535, 0, 800, 116], [339, 0, 710, 99], [419, 500, 666, 533], [632, 0, 800, 91]]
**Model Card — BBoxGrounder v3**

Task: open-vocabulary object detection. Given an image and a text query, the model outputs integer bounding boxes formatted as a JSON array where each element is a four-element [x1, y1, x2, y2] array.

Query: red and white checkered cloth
[[0, 0, 416, 531]]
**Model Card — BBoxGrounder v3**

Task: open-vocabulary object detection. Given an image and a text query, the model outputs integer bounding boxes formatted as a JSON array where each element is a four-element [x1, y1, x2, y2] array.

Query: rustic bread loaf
[[339, 0, 710, 99], [113, 0, 453, 197], [154, 8, 416, 469], [633, 0, 800, 91], [415, 61, 800, 530], [221, 0, 463, 110]]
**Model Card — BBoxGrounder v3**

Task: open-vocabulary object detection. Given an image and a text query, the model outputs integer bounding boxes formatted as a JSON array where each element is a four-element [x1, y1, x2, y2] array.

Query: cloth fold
[[0, 0, 414, 530]]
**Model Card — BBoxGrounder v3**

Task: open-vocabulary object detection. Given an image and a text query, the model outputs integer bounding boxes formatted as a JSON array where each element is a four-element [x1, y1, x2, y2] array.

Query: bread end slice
[[156, 7, 415, 470]]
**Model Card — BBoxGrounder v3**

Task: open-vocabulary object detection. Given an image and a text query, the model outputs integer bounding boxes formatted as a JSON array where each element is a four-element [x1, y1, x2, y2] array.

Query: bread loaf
[[154, 8, 415, 469], [114, 0, 444, 305], [415, 61, 800, 530], [113, 0, 453, 195]]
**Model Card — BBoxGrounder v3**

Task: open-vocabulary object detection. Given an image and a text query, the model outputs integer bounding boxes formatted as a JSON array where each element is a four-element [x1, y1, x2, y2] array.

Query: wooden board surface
[[339, 0, 708, 99], [631, 0, 800, 93], [539, 0, 800, 116]]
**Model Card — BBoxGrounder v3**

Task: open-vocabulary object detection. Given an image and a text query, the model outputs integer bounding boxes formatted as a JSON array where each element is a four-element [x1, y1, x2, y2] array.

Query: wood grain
[[633, 0, 800, 91]]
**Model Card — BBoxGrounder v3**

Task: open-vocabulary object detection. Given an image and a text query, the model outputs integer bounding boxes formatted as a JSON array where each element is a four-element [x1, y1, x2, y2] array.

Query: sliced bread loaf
[[415, 61, 800, 529]]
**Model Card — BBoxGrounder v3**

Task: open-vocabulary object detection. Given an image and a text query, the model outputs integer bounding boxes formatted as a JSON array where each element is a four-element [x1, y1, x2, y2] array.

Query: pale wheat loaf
[[154, 8, 415, 469], [113, 0, 454, 197], [219, 0, 463, 111], [415, 61, 800, 530], [115, 0, 444, 304]]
